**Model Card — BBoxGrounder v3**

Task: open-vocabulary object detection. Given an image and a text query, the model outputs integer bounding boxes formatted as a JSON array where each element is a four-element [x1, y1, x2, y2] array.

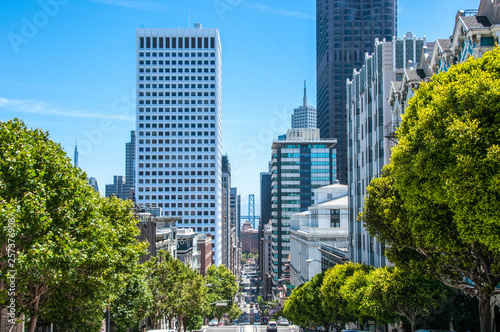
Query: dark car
[[261, 317, 269, 325]]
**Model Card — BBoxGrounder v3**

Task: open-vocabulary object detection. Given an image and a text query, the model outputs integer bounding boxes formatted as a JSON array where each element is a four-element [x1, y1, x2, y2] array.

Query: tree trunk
[[478, 291, 492, 332], [410, 320, 415, 332], [28, 316, 38, 332]]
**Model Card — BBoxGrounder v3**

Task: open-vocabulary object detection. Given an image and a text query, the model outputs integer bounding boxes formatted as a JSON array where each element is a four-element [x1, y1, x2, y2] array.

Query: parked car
[[218, 322, 225, 326], [208, 319, 218, 326], [267, 321, 278, 332], [261, 317, 269, 325]]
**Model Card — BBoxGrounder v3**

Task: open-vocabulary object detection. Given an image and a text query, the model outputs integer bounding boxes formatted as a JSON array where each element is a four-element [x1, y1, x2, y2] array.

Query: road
[[206, 325, 299, 332]]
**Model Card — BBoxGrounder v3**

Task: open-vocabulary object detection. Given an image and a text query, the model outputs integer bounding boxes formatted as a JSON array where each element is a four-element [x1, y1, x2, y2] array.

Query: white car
[[208, 319, 219, 326]]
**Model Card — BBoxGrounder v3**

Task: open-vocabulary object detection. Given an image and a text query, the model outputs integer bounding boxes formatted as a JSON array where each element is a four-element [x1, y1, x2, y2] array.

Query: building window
[[330, 209, 340, 227]]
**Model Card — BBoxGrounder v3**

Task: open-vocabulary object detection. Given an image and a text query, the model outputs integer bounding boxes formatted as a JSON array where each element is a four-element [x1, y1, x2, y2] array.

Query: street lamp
[[305, 259, 321, 264]]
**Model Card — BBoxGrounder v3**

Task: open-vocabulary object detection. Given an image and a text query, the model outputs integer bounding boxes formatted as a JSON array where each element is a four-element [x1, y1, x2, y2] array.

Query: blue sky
[[0, 0, 480, 215]]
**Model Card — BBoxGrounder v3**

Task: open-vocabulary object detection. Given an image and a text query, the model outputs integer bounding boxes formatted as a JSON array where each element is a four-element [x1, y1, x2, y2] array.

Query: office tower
[[260, 172, 272, 226], [316, 0, 397, 184], [135, 26, 223, 265], [105, 131, 136, 200], [291, 81, 317, 129], [270, 128, 337, 285], [222, 155, 231, 268], [259, 170, 272, 285], [125, 130, 135, 191], [74, 142, 78, 167], [88, 177, 99, 193], [105, 175, 129, 198], [346, 32, 427, 267], [230, 187, 239, 242]]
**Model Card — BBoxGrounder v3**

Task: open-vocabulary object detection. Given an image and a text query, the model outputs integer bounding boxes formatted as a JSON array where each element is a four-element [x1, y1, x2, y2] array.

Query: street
[[206, 325, 299, 332]]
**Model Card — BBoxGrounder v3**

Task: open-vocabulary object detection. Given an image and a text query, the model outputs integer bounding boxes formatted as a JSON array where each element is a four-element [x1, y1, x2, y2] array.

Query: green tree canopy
[[0, 119, 146, 332], [360, 47, 500, 332], [321, 262, 372, 330], [205, 264, 238, 319]]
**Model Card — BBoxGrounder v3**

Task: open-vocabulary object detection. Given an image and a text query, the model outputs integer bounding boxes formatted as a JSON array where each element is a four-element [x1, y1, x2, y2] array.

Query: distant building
[[105, 175, 129, 199], [136, 212, 179, 264], [270, 128, 337, 285], [291, 81, 317, 129], [241, 221, 259, 254], [177, 228, 200, 270], [289, 182, 349, 286], [198, 233, 213, 276], [262, 224, 273, 300], [259, 170, 272, 285], [88, 177, 99, 193], [105, 131, 135, 200]]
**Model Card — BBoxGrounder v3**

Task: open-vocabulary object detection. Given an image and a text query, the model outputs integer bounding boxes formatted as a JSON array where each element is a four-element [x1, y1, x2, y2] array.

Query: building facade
[[134, 26, 223, 265], [291, 82, 317, 129], [346, 32, 428, 267], [241, 221, 259, 254], [316, 0, 397, 184], [289, 182, 349, 286], [270, 128, 337, 285]]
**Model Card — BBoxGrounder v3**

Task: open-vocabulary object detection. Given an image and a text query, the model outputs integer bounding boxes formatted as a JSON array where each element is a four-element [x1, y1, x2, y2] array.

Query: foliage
[[0, 119, 146, 332], [364, 268, 449, 331], [146, 251, 208, 331], [360, 47, 500, 332], [111, 270, 152, 332], [205, 264, 238, 319], [321, 262, 373, 330]]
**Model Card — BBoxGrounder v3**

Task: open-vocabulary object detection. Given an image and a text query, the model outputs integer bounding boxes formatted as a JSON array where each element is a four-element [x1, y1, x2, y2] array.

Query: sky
[[0, 0, 480, 216]]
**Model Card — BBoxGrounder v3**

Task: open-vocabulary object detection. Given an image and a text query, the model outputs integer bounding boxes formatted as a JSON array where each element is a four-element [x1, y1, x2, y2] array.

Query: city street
[[206, 325, 299, 332]]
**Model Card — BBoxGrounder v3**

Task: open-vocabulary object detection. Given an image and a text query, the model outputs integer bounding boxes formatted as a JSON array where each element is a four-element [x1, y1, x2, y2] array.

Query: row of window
[[139, 123, 215, 129], [139, 99, 216, 106], [138, 107, 216, 113], [137, 131, 216, 137], [139, 36, 216, 49], [138, 139, 218, 146], [138, 164, 214, 173], [139, 51, 215, 58], [139, 76, 215, 82], [139, 67, 215, 74], [139, 115, 215, 121], [138, 170, 215, 178], [139, 84, 215, 90], [138, 158, 215, 168], [138, 186, 216, 192], [139, 144, 215, 152]]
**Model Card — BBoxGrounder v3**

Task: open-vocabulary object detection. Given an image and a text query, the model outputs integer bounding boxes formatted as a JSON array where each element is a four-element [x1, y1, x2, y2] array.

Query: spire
[[74, 140, 78, 167], [303, 80, 307, 107]]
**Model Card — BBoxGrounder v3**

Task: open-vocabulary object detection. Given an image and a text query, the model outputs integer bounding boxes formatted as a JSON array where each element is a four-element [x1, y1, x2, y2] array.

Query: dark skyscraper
[[316, 0, 397, 184]]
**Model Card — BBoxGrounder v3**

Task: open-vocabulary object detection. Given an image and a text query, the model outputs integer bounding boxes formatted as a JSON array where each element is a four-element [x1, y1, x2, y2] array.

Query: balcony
[[384, 120, 400, 144]]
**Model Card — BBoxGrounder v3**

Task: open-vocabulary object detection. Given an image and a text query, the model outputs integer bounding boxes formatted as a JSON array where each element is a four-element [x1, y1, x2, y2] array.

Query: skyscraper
[[270, 128, 337, 285], [125, 130, 135, 191], [135, 26, 223, 265], [291, 81, 317, 129], [316, 0, 397, 184]]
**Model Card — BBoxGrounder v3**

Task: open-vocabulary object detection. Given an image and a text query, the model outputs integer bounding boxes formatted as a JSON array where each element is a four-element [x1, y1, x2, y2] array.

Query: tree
[[364, 268, 449, 331], [360, 47, 500, 332], [284, 272, 333, 330], [0, 119, 146, 332], [111, 270, 152, 332], [205, 265, 238, 320], [321, 262, 373, 331], [340, 268, 377, 326]]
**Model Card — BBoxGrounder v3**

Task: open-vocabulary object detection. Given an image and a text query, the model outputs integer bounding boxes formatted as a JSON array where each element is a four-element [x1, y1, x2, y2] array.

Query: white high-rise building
[[135, 26, 223, 265], [291, 81, 317, 129]]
